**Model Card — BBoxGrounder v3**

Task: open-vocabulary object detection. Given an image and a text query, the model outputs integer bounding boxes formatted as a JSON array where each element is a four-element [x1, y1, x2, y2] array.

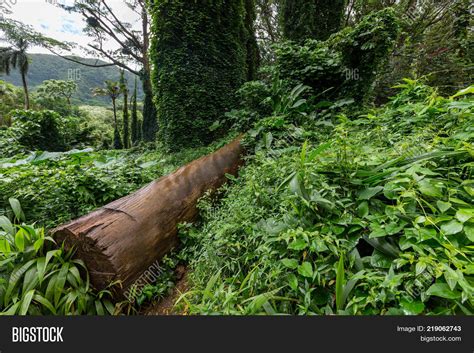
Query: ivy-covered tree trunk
[[281, 0, 345, 41], [141, 66, 157, 143], [150, 0, 249, 150], [245, 0, 260, 80]]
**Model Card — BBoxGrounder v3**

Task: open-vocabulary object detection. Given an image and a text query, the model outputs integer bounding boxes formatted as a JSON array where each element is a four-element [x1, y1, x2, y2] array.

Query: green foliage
[[373, 0, 473, 101], [35, 80, 77, 103], [0, 109, 106, 156], [34, 79, 79, 117], [276, 8, 400, 104], [0, 80, 23, 125], [177, 81, 474, 315], [0, 199, 115, 315], [280, 0, 345, 41], [150, 0, 252, 150], [7, 110, 66, 152], [0, 139, 230, 229]]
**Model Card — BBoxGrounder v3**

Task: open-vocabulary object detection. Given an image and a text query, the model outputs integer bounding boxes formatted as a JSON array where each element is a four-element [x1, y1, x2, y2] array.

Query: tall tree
[[131, 77, 140, 146], [93, 81, 123, 149], [0, 19, 74, 110], [120, 71, 131, 149], [56, 0, 157, 142], [0, 38, 30, 109], [150, 0, 253, 150], [35, 80, 77, 106], [280, 0, 345, 41]]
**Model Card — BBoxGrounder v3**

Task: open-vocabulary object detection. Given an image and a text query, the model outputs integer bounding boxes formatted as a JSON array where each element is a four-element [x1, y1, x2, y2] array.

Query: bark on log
[[52, 137, 243, 294]]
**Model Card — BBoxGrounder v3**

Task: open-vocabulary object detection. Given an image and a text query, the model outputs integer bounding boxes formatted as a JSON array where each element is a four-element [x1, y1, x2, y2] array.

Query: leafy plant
[[0, 198, 115, 315], [177, 81, 473, 315]]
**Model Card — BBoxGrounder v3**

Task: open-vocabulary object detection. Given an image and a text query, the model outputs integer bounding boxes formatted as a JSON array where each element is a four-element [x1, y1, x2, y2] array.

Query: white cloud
[[1, 0, 141, 59]]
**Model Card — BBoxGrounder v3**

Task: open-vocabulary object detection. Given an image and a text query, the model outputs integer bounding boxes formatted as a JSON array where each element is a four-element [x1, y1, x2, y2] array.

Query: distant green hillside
[[0, 53, 143, 105]]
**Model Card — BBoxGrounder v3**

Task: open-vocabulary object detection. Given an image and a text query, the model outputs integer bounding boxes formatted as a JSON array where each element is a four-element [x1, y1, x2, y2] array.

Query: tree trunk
[[141, 7, 158, 142], [52, 137, 244, 295], [21, 71, 29, 110], [141, 70, 157, 142]]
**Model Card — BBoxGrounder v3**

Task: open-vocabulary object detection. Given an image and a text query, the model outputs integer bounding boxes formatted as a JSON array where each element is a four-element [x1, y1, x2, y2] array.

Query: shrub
[[9, 110, 65, 151]]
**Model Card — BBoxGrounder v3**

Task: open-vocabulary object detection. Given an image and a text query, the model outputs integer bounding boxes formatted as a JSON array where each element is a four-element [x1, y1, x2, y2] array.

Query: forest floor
[[143, 266, 188, 315]]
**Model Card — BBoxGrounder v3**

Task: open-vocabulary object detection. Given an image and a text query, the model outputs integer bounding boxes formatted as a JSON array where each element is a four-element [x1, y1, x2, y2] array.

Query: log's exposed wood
[[52, 137, 244, 293]]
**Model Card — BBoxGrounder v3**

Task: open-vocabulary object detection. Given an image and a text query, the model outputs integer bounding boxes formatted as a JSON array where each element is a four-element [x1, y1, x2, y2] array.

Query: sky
[[0, 0, 140, 58]]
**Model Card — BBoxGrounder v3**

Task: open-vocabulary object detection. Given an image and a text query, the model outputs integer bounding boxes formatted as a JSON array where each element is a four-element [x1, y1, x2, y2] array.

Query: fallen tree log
[[52, 137, 243, 294]]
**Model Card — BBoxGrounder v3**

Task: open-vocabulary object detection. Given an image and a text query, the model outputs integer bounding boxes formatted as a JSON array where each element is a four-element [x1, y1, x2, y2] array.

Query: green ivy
[[276, 8, 400, 104], [150, 0, 255, 150]]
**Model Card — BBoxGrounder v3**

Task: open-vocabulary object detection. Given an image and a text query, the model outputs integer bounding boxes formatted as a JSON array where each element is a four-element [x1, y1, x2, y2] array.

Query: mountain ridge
[[0, 53, 144, 105]]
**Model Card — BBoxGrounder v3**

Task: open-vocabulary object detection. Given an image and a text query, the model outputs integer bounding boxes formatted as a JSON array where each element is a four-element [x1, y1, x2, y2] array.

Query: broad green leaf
[[436, 201, 451, 213], [415, 262, 426, 276], [281, 258, 298, 269], [358, 186, 383, 200], [443, 267, 459, 291], [464, 224, 474, 242], [297, 262, 313, 278], [288, 274, 298, 291], [418, 179, 442, 197], [19, 290, 35, 315], [400, 299, 425, 315], [307, 142, 331, 162], [8, 198, 25, 221], [288, 239, 307, 251], [33, 294, 56, 315], [426, 283, 460, 300], [5, 259, 36, 307], [455, 209, 473, 223], [54, 263, 70, 306], [451, 85, 474, 98], [440, 220, 463, 235], [104, 301, 115, 315], [369, 228, 387, 238], [357, 201, 369, 218], [37, 249, 61, 286], [0, 216, 14, 236], [14, 229, 25, 252], [0, 238, 11, 254]]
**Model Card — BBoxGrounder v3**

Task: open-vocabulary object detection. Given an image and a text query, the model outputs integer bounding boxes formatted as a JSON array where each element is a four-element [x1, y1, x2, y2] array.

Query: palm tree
[[93, 81, 123, 149], [0, 38, 31, 109]]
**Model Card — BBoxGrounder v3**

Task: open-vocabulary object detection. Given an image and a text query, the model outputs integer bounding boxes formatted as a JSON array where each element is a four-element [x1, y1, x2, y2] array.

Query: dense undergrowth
[[174, 80, 474, 315], [0, 140, 229, 229], [0, 137, 233, 315]]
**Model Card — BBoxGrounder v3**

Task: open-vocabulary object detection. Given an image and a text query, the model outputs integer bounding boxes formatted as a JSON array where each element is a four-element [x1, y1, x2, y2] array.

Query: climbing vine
[[150, 0, 257, 150]]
